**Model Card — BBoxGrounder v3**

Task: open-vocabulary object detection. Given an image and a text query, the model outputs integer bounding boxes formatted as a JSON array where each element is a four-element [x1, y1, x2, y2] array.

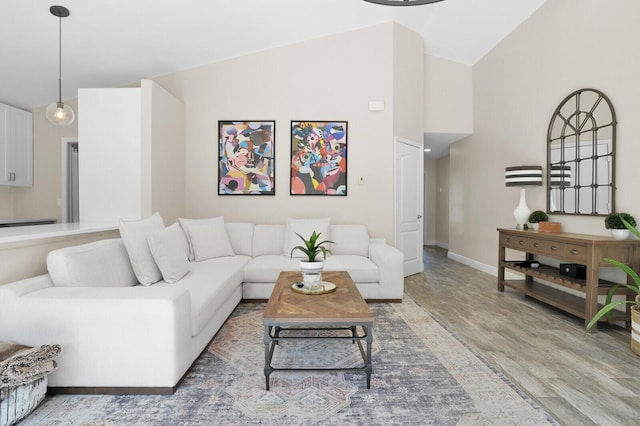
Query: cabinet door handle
[[518, 240, 525, 246], [550, 245, 558, 251], [533, 242, 540, 248], [571, 249, 578, 255]]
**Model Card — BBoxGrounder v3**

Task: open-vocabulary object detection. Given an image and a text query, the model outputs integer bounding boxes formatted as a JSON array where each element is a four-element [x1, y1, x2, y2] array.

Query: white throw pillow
[[329, 225, 370, 257], [47, 239, 138, 287], [119, 212, 165, 286], [283, 217, 331, 258], [179, 217, 235, 261], [179, 216, 224, 261], [147, 223, 190, 283]]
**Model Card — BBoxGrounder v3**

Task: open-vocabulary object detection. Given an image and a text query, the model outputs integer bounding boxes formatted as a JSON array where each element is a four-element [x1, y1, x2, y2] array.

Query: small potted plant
[[604, 212, 637, 240], [528, 210, 549, 231], [290, 231, 334, 289], [587, 216, 640, 355]]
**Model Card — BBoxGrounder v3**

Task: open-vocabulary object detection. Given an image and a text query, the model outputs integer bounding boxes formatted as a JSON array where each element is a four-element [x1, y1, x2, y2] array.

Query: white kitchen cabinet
[[0, 102, 33, 187]]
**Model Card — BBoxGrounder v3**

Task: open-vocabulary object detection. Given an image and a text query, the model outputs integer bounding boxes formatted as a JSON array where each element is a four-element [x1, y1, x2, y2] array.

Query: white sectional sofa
[[0, 216, 403, 393]]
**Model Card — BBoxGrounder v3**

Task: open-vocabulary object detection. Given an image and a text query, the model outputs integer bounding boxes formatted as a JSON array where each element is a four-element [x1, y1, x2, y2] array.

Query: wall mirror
[[547, 88, 616, 215]]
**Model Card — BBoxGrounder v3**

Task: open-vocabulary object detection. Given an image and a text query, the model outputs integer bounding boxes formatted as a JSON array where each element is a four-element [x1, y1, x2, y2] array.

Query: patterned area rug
[[20, 297, 557, 425]]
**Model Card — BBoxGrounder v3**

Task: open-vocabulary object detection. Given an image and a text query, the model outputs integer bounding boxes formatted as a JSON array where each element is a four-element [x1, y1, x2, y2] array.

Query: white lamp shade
[[46, 101, 75, 126]]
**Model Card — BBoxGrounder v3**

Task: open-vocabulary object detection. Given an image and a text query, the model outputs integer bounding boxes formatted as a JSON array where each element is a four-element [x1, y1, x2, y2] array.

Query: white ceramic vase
[[299, 260, 324, 289], [611, 229, 630, 240]]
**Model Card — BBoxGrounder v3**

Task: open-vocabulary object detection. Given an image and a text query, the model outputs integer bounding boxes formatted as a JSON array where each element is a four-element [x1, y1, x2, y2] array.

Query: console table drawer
[[563, 243, 588, 262], [527, 238, 545, 253], [501, 234, 528, 250], [544, 241, 563, 256]]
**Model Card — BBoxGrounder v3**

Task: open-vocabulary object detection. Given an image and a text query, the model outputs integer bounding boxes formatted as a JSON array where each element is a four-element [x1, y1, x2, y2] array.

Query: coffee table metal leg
[[365, 324, 373, 389], [264, 325, 273, 390]]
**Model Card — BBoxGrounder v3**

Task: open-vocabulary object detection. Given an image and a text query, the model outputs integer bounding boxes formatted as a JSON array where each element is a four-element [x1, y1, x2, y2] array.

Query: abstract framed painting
[[290, 121, 347, 196], [218, 121, 275, 195]]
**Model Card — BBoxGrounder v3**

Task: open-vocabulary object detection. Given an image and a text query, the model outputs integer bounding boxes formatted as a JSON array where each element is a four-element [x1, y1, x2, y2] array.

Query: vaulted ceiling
[[2, 0, 546, 111]]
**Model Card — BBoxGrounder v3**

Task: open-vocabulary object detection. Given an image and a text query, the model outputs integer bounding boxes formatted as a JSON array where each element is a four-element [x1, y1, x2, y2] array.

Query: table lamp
[[505, 166, 543, 229]]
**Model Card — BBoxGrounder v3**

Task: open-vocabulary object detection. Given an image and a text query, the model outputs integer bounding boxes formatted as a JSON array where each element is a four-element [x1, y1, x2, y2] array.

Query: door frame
[[61, 137, 78, 223]]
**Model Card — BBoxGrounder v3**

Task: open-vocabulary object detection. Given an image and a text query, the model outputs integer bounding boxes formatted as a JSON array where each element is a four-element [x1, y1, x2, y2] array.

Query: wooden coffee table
[[262, 271, 374, 390]]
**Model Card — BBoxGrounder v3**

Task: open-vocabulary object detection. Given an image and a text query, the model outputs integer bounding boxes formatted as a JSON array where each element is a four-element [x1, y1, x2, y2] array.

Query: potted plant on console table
[[587, 216, 640, 356], [528, 210, 548, 231], [605, 212, 637, 240], [290, 231, 334, 290]]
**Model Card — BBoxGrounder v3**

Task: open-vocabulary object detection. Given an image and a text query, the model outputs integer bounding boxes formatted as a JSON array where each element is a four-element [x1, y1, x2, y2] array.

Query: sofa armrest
[[0, 285, 193, 388], [369, 242, 404, 300]]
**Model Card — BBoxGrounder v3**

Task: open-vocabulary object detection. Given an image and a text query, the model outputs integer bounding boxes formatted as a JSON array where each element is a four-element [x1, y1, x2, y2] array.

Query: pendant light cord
[[58, 14, 62, 104]]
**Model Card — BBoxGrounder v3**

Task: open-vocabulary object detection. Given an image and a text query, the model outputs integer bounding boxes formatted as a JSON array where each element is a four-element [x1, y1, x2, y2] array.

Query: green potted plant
[[587, 216, 640, 356], [604, 212, 637, 240], [528, 210, 548, 230], [290, 231, 334, 289]]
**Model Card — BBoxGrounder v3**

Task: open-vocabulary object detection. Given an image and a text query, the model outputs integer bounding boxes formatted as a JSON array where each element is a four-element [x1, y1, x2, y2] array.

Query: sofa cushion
[[179, 216, 231, 261], [329, 225, 370, 257], [323, 255, 379, 283], [147, 223, 190, 284], [283, 217, 331, 257], [243, 255, 300, 283], [47, 239, 138, 287], [225, 222, 253, 256], [244, 254, 379, 284], [119, 213, 165, 285], [162, 256, 250, 336], [252, 225, 285, 256]]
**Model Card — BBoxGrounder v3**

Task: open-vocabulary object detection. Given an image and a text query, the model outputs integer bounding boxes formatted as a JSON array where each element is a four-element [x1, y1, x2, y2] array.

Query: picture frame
[[218, 121, 275, 195], [290, 121, 347, 196]]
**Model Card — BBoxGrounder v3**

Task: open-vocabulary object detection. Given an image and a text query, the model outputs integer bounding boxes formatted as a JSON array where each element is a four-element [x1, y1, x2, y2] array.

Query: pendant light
[[46, 5, 75, 127]]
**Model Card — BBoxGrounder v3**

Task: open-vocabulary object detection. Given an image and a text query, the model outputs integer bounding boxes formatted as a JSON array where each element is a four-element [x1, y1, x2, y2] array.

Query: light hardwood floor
[[405, 246, 640, 426]]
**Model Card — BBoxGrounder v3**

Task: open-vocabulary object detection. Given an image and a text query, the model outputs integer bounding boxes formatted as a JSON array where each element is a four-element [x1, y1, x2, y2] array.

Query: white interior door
[[394, 136, 424, 277]]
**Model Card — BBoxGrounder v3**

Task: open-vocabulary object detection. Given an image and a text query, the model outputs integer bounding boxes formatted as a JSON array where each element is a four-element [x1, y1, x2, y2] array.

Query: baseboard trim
[[47, 385, 176, 395], [447, 251, 497, 277]]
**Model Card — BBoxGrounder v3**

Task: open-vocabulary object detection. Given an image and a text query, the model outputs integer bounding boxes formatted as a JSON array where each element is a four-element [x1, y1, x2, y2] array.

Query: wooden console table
[[497, 228, 640, 331]]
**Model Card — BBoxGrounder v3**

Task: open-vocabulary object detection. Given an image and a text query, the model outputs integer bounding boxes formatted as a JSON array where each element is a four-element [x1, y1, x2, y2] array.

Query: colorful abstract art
[[218, 121, 275, 195], [290, 121, 347, 196]]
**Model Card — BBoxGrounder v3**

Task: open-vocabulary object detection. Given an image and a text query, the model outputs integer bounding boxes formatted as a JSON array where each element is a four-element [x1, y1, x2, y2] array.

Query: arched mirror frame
[[546, 88, 616, 216]]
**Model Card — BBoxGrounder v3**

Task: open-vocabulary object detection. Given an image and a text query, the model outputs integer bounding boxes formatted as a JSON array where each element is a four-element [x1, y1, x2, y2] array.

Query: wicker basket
[[0, 375, 48, 426], [632, 306, 640, 357]]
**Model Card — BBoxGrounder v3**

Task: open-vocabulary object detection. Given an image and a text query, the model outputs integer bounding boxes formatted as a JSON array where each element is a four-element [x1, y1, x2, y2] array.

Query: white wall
[[450, 0, 640, 267], [144, 80, 186, 224], [79, 88, 143, 221], [155, 23, 418, 242], [78, 82, 185, 223], [435, 155, 449, 247], [424, 55, 472, 134]]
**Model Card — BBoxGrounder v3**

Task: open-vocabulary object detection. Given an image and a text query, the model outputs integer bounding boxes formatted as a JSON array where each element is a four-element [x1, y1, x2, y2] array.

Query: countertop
[[0, 222, 119, 245]]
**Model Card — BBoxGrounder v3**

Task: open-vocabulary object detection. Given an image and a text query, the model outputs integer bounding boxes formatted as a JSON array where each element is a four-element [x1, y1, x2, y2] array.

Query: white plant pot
[[299, 260, 324, 289], [611, 229, 630, 240], [530, 223, 539, 231]]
